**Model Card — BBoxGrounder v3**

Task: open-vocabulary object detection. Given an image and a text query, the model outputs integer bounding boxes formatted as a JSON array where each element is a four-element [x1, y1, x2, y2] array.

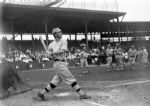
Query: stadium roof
[[0, 3, 126, 34]]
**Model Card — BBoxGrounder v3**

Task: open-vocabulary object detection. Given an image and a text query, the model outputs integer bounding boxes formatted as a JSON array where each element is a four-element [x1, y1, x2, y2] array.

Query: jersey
[[114, 47, 122, 55], [48, 39, 67, 61], [80, 51, 88, 59], [128, 48, 137, 58], [106, 48, 113, 56], [142, 49, 148, 59]]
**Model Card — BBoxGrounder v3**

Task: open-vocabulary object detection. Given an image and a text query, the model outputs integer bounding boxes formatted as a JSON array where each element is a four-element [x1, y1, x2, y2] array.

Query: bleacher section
[[8, 39, 150, 52]]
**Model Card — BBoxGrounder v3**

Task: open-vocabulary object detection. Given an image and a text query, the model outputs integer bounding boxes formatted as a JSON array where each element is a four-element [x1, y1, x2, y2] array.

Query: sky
[[60, 0, 150, 21], [2, 0, 150, 21], [0, 0, 150, 40]]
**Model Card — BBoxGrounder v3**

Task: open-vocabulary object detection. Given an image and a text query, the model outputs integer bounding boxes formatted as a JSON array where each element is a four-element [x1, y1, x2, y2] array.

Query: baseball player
[[106, 44, 113, 72], [128, 45, 137, 70], [79, 46, 89, 74], [141, 46, 148, 66], [137, 47, 143, 63], [38, 27, 91, 100], [114, 43, 124, 71]]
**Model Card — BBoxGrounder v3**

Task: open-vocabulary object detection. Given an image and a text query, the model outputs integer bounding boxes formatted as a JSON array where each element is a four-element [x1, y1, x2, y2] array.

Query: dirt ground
[[1, 64, 150, 106]]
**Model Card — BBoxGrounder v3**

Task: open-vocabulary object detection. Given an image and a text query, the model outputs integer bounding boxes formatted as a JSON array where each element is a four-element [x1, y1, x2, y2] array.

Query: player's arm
[[105, 49, 109, 56], [113, 48, 117, 55], [127, 49, 131, 58], [134, 50, 137, 58]]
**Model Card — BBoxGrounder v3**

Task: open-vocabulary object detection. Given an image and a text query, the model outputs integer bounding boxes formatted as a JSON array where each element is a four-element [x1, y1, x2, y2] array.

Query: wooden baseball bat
[[39, 36, 48, 51]]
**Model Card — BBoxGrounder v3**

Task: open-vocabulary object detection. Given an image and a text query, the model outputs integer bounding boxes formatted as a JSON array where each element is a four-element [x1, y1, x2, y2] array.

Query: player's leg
[[115, 56, 119, 70], [81, 59, 86, 74], [56, 61, 91, 99], [38, 74, 62, 100], [107, 57, 111, 71], [85, 59, 89, 74], [110, 57, 113, 71], [120, 56, 124, 71], [128, 58, 133, 70], [131, 58, 135, 70]]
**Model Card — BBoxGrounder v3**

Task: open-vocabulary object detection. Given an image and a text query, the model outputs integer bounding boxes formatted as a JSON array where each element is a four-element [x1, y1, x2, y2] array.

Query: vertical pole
[[31, 33, 34, 50], [99, 32, 101, 42], [11, 20, 15, 41], [75, 33, 77, 41], [85, 25, 89, 50], [117, 18, 120, 43], [113, 32, 114, 43], [43, 15, 54, 47], [20, 33, 23, 41], [100, 32, 103, 43], [108, 23, 110, 43], [126, 25, 129, 48], [69, 33, 71, 40], [108, 32, 110, 43], [91, 33, 92, 41], [11, 19, 15, 62], [81, 17, 90, 51], [45, 22, 48, 47]]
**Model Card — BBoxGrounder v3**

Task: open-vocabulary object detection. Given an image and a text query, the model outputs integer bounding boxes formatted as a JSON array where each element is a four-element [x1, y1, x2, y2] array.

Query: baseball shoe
[[37, 92, 46, 100], [80, 94, 91, 99]]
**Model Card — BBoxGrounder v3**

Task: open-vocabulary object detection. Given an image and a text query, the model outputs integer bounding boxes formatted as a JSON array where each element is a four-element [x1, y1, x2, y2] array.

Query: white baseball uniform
[[48, 39, 76, 85]]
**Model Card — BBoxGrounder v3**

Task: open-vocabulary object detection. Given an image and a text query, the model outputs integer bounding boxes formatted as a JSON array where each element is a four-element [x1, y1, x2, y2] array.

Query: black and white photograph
[[0, 0, 150, 106]]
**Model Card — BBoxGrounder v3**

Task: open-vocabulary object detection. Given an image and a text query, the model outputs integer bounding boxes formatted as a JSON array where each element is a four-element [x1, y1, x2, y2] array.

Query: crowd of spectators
[[0, 41, 149, 67]]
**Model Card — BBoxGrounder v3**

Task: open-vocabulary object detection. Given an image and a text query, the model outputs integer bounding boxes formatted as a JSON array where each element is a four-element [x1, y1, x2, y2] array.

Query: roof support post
[[31, 33, 34, 50], [20, 33, 23, 41], [91, 33, 92, 41], [44, 22, 49, 47], [126, 25, 129, 48], [40, 15, 54, 47], [117, 17, 120, 43], [85, 25, 88, 50], [75, 33, 77, 41], [10, 19, 15, 62], [11, 19, 15, 41], [113, 32, 114, 43], [108, 23, 111, 43], [99, 32, 102, 43], [69, 33, 71, 40], [81, 17, 91, 50]]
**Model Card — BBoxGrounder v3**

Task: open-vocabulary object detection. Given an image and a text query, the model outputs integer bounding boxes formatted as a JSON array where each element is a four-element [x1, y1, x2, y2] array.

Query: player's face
[[83, 47, 86, 51], [54, 31, 62, 39], [57, 31, 62, 38], [131, 45, 134, 49]]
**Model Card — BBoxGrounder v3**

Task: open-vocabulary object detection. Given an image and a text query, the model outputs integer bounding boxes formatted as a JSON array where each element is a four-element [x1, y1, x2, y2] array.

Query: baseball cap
[[52, 27, 62, 35]]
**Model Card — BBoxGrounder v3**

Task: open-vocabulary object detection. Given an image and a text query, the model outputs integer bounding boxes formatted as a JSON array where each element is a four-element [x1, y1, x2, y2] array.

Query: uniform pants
[[80, 59, 88, 68], [128, 57, 135, 70], [115, 55, 124, 70], [107, 56, 112, 71], [51, 61, 76, 85]]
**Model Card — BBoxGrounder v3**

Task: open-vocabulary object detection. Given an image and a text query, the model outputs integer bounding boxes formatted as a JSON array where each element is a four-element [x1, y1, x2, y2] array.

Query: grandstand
[[0, 0, 150, 67]]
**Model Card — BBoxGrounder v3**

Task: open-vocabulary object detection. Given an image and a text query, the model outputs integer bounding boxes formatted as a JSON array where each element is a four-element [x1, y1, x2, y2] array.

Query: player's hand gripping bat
[[39, 36, 53, 59]]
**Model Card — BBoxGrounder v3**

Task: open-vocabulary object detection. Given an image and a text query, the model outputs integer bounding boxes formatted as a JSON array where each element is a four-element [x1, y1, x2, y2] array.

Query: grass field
[[1, 63, 150, 106]]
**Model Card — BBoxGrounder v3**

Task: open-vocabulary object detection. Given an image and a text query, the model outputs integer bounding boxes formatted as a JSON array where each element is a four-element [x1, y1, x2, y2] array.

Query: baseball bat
[[39, 36, 48, 51]]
